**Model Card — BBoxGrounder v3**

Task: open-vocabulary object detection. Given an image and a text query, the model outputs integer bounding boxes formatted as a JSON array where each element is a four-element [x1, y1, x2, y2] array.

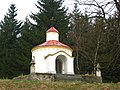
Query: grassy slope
[[0, 80, 120, 90]]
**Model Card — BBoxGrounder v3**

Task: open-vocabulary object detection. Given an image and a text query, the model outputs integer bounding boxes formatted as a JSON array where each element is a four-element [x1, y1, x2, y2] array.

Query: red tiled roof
[[47, 27, 59, 33], [38, 40, 70, 48]]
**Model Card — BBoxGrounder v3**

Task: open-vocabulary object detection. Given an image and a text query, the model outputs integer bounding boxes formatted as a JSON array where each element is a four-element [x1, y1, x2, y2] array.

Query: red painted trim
[[38, 40, 70, 48], [47, 27, 59, 33]]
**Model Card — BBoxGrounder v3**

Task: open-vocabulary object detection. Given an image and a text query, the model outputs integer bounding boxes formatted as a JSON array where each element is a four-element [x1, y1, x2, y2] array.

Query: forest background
[[0, 0, 120, 83]]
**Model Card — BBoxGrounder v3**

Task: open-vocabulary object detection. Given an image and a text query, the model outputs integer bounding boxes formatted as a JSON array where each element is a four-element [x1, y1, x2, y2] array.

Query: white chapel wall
[[46, 32, 59, 41]]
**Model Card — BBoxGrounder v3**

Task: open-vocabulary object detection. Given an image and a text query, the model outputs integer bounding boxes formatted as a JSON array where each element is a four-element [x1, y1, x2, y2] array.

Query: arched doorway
[[55, 55, 67, 74], [56, 59, 62, 73]]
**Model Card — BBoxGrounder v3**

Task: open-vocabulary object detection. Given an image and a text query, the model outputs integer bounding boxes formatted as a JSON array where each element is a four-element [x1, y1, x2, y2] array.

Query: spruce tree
[[0, 4, 23, 78], [30, 0, 69, 44]]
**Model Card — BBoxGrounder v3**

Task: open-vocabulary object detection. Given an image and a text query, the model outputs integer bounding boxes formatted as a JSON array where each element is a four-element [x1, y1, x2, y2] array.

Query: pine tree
[[30, 0, 69, 44]]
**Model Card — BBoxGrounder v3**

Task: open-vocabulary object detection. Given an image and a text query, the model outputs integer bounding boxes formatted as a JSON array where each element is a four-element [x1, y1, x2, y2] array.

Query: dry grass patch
[[0, 79, 119, 90]]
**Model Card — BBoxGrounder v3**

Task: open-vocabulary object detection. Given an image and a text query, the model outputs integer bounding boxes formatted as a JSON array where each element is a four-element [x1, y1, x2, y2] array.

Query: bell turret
[[46, 27, 59, 41]]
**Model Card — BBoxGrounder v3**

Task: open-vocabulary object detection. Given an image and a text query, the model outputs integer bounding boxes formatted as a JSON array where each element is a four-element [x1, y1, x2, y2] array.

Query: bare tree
[[75, 0, 115, 19], [114, 0, 120, 15]]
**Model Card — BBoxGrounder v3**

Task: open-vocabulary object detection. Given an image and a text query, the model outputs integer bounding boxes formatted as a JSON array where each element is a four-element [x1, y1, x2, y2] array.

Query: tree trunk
[[94, 33, 100, 75], [76, 40, 80, 74]]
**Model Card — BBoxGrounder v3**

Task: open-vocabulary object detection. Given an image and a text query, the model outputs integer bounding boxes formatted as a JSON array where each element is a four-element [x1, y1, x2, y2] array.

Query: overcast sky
[[0, 0, 115, 22], [0, 0, 76, 21]]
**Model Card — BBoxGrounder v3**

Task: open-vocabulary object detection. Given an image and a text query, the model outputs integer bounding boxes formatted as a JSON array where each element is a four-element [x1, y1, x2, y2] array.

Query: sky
[[0, 0, 76, 21], [0, 0, 115, 22]]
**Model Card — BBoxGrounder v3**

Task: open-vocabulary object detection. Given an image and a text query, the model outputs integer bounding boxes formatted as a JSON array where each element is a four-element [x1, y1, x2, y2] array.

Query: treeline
[[0, 0, 120, 83]]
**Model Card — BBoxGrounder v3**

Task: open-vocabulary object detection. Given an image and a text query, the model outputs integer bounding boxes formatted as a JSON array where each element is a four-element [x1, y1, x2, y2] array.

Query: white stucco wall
[[45, 51, 74, 74], [32, 47, 74, 74], [46, 32, 59, 41]]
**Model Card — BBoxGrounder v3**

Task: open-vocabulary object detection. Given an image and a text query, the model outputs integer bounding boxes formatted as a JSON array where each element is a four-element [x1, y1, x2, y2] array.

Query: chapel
[[30, 27, 74, 74]]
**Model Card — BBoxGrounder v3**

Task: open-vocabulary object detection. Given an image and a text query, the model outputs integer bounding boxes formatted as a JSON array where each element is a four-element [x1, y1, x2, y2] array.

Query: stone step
[[54, 74, 83, 81]]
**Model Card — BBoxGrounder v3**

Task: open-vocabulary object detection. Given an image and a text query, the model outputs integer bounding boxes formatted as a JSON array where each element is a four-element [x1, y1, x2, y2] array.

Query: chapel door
[[56, 59, 62, 74]]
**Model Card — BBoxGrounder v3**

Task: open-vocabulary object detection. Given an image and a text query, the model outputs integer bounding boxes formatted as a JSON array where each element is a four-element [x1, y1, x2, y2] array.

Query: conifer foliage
[[30, 0, 69, 43], [0, 4, 28, 78]]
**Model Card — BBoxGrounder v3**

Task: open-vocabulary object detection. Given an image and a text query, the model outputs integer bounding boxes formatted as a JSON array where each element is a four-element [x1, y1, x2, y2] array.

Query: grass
[[0, 79, 120, 90]]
